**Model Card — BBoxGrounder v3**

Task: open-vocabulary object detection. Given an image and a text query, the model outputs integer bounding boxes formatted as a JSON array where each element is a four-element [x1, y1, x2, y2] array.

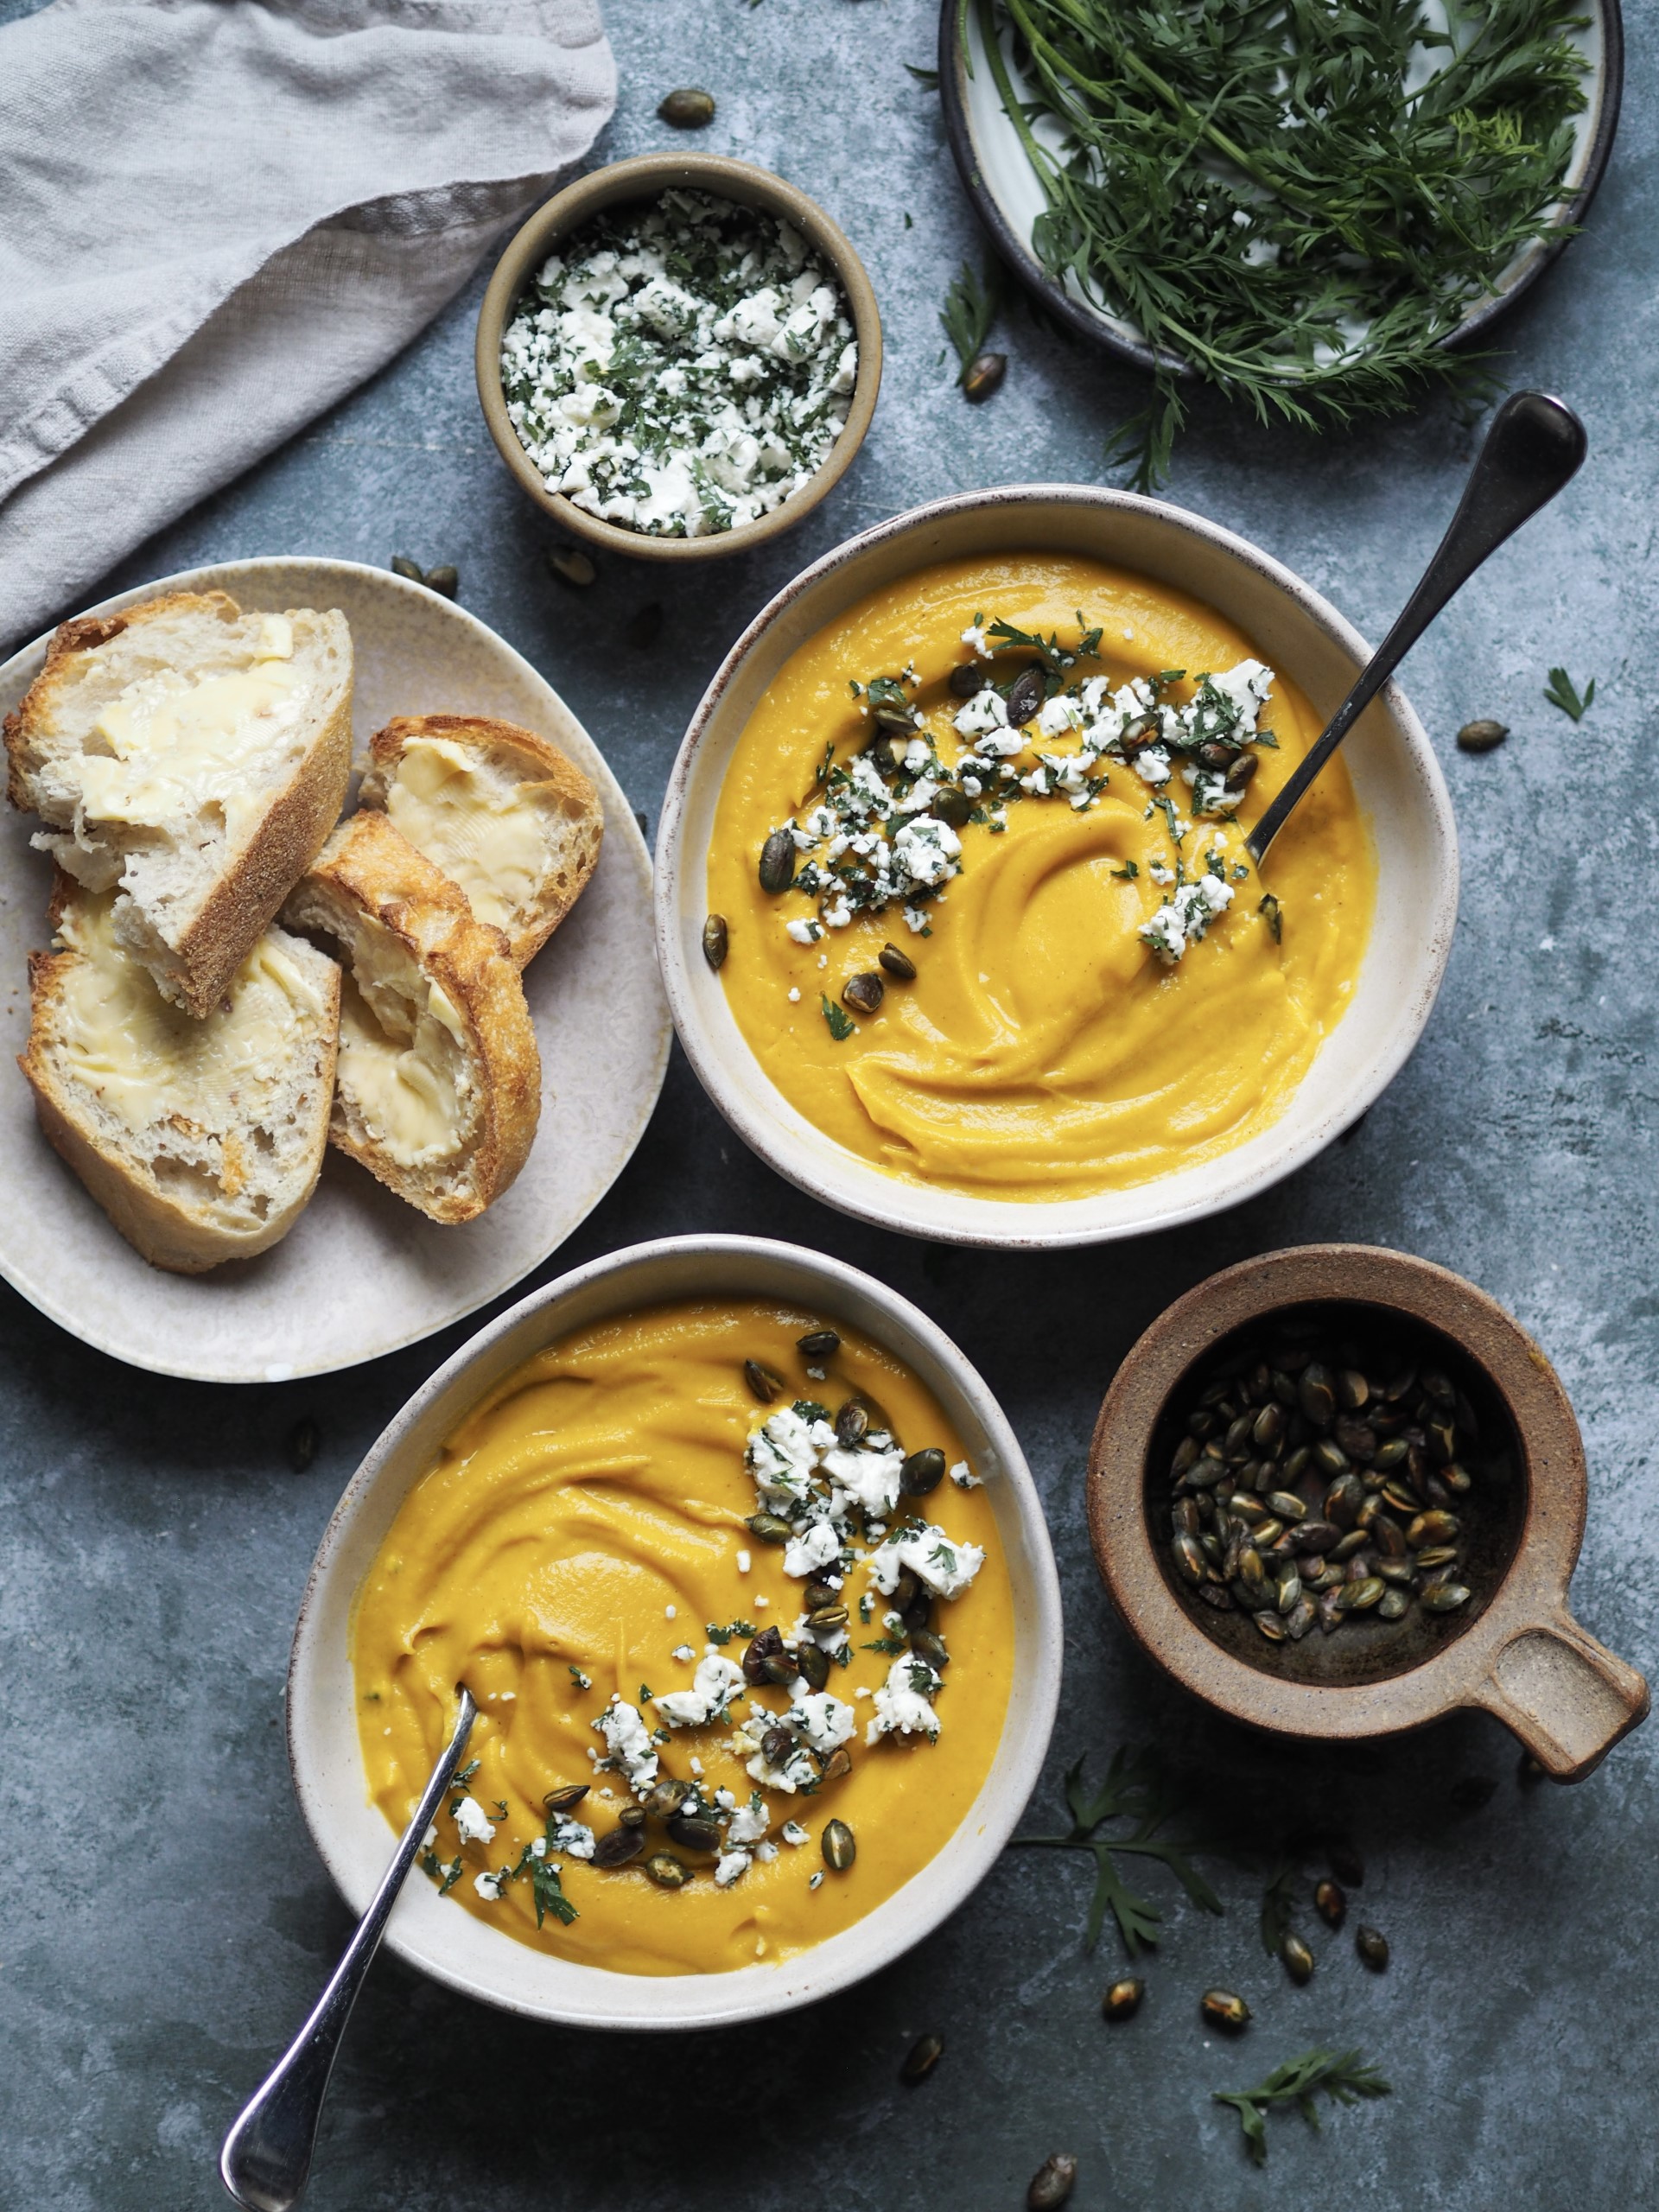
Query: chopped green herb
[[567, 1666, 591, 1692], [1213, 2049, 1391, 2165], [861, 1635, 908, 1655], [1544, 665, 1595, 721], [821, 994, 855, 1041], [905, 60, 941, 88], [1259, 892, 1282, 942], [1259, 1860, 1299, 1956], [1008, 1745, 1223, 1954], [706, 1618, 757, 1645], [941, 261, 1002, 382], [1111, 859, 1139, 880]]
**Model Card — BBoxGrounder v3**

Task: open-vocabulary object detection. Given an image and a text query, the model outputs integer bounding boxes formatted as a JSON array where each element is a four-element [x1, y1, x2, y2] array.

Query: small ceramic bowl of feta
[[285, 1232, 1062, 2027], [476, 154, 883, 562]]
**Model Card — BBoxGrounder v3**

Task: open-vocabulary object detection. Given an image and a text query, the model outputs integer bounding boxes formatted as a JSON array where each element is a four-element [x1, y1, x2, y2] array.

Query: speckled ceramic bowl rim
[[653, 481, 1459, 1250], [285, 1234, 1063, 2029], [938, 0, 1625, 379], [1084, 1243, 1649, 1776], [475, 153, 883, 563]]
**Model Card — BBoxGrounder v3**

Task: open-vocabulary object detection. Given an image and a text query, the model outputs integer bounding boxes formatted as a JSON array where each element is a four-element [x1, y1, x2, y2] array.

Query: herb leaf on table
[[1009, 1745, 1223, 1954], [1258, 1859, 1300, 1955], [1544, 666, 1595, 720], [1214, 2048, 1391, 2164], [972, 0, 1588, 485], [941, 261, 1003, 383]]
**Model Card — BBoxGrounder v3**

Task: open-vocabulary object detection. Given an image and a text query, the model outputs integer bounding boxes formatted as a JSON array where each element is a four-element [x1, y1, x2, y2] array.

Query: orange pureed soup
[[352, 1299, 1013, 1975], [708, 553, 1376, 1200]]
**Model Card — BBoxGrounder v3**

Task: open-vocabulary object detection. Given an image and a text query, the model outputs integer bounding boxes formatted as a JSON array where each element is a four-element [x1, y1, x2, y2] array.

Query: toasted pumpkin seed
[[658, 86, 715, 126], [543, 1783, 589, 1815], [1201, 1988, 1251, 2031], [798, 1328, 840, 1358], [795, 1641, 830, 1691], [878, 941, 918, 981], [842, 969, 886, 1015], [823, 1818, 856, 1872], [820, 1746, 853, 1785], [910, 1628, 950, 1670], [932, 785, 973, 828], [1006, 664, 1046, 725], [593, 1824, 645, 1870], [901, 2031, 944, 2083], [1281, 1933, 1314, 1984], [758, 829, 796, 894], [666, 1813, 721, 1854], [424, 563, 459, 600], [833, 1397, 869, 1448], [900, 1446, 947, 1496], [645, 1851, 690, 1888], [1027, 2154, 1077, 2210], [949, 661, 988, 697], [644, 1777, 696, 1821], [1356, 1925, 1389, 1970], [1457, 717, 1510, 752], [545, 543, 596, 588], [963, 349, 1007, 403], [1377, 1588, 1408, 1620], [745, 1511, 794, 1545], [744, 1358, 783, 1403], [1314, 1878, 1346, 1929], [702, 913, 728, 969], [1102, 1976, 1144, 2021], [1421, 1580, 1471, 1612]]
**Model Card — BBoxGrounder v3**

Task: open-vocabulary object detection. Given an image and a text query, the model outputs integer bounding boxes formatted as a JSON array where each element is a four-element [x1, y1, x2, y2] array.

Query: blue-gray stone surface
[[2, 1, 1655, 2206]]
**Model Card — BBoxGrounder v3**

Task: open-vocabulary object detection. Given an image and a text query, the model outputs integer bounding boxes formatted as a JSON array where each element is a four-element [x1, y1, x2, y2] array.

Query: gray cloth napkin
[[0, 0, 616, 653]]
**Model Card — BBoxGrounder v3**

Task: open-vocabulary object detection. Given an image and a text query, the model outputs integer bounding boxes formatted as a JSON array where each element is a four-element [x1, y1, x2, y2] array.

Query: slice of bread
[[282, 810, 541, 1224], [355, 713, 601, 966], [5, 590, 353, 1017], [20, 877, 340, 1274]]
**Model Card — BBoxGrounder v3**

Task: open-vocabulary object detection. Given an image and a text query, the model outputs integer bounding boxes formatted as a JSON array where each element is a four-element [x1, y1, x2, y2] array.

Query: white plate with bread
[[0, 557, 669, 1382]]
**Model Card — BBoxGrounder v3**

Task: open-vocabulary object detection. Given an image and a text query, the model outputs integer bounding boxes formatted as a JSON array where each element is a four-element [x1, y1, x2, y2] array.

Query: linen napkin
[[0, 0, 616, 653]]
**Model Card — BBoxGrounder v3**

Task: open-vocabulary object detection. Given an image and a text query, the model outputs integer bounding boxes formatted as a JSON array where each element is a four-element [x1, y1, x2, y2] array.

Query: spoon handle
[[1246, 391, 1587, 865], [219, 1688, 478, 2212]]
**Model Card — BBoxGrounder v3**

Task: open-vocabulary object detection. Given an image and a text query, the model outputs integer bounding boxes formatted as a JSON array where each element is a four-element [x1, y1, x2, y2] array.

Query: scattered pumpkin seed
[[545, 543, 597, 588], [910, 1628, 950, 1671], [1457, 718, 1510, 752], [900, 1446, 947, 1496], [745, 1511, 794, 1545], [962, 349, 1007, 403], [842, 969, 886, 1015], [425, 564, 459, 600], [1314, 1878, 1346, 1929], [593, 1824, 645, 1870], [807, 1603, 849, 1630], [1027, 2154, 1077, 2210], [759, 828, 795, 894], [1201, 1988, 1251, 2031], [666, 1812, 721, 1854], [795, 1641, 830, 1691], [834, 1398, 869, 1447], [744, 1359, 783, 1403], [901, 2031, 944, 2083], [702, 913, 728, 970], [821, 1746, 853, 1785], [644, 1778, 696, 1821], [798, 1329, 841, 1358], [543, 1783, 589, 1815], [391, 553, 425, 583], [618, 1804, 647, 1828], [931, 785, 973, 828], [658, 86, 715, 127], [879, 941, 918, 981], [644, 1852, 690, 1888], [823, 1818, 856, 1872], [1281, 1933, 1315, 1984], [1102, 1976, 1145, 2022], [1356, 1925, 1389, 1970]]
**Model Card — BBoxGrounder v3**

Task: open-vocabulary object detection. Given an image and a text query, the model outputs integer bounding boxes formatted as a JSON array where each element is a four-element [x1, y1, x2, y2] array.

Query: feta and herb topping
[[867, 1654, 944, 1745], [593, 1695, 660, 1789], [868, 1520, 986, 1602], [754, 616, 1280, 965], [499, 189, 857, 539], [654, 1654, 745, 1728]]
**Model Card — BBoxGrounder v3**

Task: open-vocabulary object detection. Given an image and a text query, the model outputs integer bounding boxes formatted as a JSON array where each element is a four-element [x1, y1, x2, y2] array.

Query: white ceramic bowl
[[287, 1234, 1062, 2029], [655, 484, 1459, 1248]]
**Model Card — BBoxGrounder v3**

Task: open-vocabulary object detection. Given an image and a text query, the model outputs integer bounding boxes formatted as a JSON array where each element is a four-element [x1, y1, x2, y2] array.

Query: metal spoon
[[1247, 391, 1586, 865], [219, 1688, 478, 2212]]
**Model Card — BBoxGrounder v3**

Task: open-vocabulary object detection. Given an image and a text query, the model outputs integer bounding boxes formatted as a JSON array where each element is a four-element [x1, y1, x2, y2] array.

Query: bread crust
[[4, 589, 353, 1017], [358, 712, 602, 964], [18, 902, 342, 1274], [283, 810, 542, 1224]]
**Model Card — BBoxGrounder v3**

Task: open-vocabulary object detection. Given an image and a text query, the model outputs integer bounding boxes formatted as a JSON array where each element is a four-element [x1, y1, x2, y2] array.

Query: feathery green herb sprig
[[1214, 2048, 1392, 2164], [1009, 1745, 1224, 1953], [1544, 665, 1595, 719], [942, 261, 1004, 381], [972, 0, 1588, 483]]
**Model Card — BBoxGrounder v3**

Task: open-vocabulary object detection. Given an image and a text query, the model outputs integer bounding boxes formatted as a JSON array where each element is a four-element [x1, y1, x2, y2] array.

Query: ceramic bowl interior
[[940, 0, 1623, 374], [475, 153, 883, 563], [656, 485, 1459, 1249], [1145, 1300, 1528, 1688], [286, 1236, 1062, 2030]]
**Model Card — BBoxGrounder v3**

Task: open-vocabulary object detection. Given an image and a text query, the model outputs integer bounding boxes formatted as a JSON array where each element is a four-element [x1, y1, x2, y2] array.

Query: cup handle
[[1470, 1611, 1649, 1781]]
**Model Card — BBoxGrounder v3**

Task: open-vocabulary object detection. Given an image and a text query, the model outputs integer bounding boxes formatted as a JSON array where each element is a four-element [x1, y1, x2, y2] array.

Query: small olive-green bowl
[[475, 153, 883, 564]]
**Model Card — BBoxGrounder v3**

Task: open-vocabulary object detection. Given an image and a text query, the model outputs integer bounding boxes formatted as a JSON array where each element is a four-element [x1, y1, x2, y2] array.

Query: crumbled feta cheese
[[867, 1653, 944, 1744], [671, 1643, 696, 1662], [809, 1869, 824, 1890], [453, 1796, 496, 1847], [785, 1691, 857, 1754], [961, 623, 992, 659], [655, 1654, 745, 1727], [593, 1696, 659, 1789], [1141, 873, 1235, 963], [782, 1820, 810, 1847], [736, 1548, 752, 1573], [783, 1517, 843, 1578], [546, 1815, 595, 1860], [949, 1460, 981, 1489], [474, 1870, 504, 1902], [726, 1800, 769, 1847], [867, 1522, 986, 1600], [715, 1849, 752, 1888]]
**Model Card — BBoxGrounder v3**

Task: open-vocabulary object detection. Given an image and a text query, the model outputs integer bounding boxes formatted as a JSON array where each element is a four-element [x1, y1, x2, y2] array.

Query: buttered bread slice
[[21, 878, 340, 1274], [282, 810, 541, 1224], [5, 590, 353, 1017], [355, 714, 601, 966]]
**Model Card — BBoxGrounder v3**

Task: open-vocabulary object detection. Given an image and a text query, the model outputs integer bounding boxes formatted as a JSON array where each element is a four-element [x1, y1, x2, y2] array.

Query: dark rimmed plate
[[940, 0, 1624, 380]]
